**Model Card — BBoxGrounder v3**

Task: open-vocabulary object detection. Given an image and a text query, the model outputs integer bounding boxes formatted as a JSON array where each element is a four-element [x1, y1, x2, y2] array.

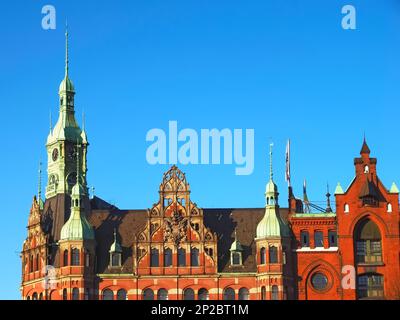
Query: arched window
[[32, 292, 38, 300], [198, 288, 209, 300], [300, 231, 309, 247], [63, 250, 68, 266], [183, 288, 194, 300], [71, 248, 80, 266], [238, 288, 249, 300], [344, 203, 350, 213], [191, 247, 199, 267], [117, 289, 127, 300], [355, 219, 382, 264], [357, 273, 384, 299], [26, 296, 30, 300], [30, 255, 34, 272], [151, 248, 159, 267], [269, 246, 278, 263], [143, 288, 154, 300], [102, 289, 114, 300], [223, 287, 235, 300], [35, 253, 40, 271], [387, 203, 392, 213], [271, 285, 279, 300], [164, 248, 172, 267], [39, 292, 43, 300], [157, 288, 168, 300], [62, 289, 67, 300], [72, 288, 79, 300], [260, 247, 266, 264], [178, 248, 186, 266], [314, 231, 324, 247], [261, 286, 266, 300]]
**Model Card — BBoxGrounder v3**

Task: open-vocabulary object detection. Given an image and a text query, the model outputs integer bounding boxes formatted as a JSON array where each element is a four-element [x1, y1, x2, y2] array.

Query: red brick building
[[20, 34, 400, 301]]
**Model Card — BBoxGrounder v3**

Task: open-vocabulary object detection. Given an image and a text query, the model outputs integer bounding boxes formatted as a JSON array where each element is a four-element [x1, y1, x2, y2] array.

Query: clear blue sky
[[1, 0, 399, 299]]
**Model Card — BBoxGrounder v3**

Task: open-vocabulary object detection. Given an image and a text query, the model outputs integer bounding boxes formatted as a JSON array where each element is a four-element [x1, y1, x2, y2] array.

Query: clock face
[[52, 148, 59, 161]]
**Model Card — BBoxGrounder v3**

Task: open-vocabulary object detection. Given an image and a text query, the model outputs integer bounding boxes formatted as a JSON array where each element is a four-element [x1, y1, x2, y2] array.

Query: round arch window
[[311, 272, 328, 291]]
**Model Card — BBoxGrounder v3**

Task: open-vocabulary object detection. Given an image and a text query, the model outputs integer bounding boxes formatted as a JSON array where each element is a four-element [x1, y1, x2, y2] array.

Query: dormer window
[[231, 251, 242, 266], [110, 252, 121, 267]]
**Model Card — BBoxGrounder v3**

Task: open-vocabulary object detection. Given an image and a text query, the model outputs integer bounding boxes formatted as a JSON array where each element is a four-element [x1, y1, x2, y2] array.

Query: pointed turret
[[360, 137, 370, 155], [256, 143, 289, 238]]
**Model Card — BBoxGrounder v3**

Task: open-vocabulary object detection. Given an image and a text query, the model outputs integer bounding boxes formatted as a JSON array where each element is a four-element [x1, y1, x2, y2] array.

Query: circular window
[[311, 272, 328, 291]]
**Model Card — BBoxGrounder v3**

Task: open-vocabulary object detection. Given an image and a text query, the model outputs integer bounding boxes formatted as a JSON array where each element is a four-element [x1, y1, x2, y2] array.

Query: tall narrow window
[[344, 203, 350, 213], [261, 286, 266, 300], [271, 285, 279, 300], [387, 203, 392, 213], [62, 289, 67, 300], [63, 250, 68, 266], [300, 231, 309, 247], [72, 288, 79, 300], [191, 248, 199, 267], [111, 252, 121, 267], [71, 248, 80, 266], [30, 255, 34, 272], [151, 248, 159, 267], [260, 247, 266, 264], [269, 246, 278, 263], [178, 248, 186, 266], [85, 252, 90, 267], [328, 230, 337, 247], [314, 231, 324, 247], [164, 248, 172, 267], [84, 288, 90, 300], [35, 253, 39, 271], [238, 288, 249, 300]]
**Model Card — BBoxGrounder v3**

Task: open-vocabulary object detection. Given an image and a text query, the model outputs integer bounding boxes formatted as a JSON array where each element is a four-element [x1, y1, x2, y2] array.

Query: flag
[[285, 139, 291, 186]]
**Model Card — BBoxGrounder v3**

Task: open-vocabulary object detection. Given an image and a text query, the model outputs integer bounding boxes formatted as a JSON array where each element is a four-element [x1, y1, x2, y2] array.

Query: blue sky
[[1, 0, 399, 299]]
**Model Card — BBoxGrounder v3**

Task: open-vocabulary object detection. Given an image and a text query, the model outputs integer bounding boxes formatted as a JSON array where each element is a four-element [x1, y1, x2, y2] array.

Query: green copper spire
[[390, 182, 399, 194], [65, 22, 69, 77], [256, 142, 289, 238]]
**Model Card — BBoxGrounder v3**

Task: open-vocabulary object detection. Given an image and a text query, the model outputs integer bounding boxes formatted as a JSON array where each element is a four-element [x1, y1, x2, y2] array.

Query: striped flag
[[285, 139, 291, 186]]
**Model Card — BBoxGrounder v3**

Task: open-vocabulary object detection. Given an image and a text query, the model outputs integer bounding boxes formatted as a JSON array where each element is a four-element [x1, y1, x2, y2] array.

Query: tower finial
[[269, 142, 274, 181], [326, 183, 332, 213], [38, 161, 42, 201], [82, 110, 85, 131], [65, 21, 69, 77], [76, 139, 80, 184]]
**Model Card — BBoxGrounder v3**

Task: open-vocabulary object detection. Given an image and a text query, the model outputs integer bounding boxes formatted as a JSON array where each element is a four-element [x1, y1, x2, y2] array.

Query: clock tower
[[45, 28, 88, 199]]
